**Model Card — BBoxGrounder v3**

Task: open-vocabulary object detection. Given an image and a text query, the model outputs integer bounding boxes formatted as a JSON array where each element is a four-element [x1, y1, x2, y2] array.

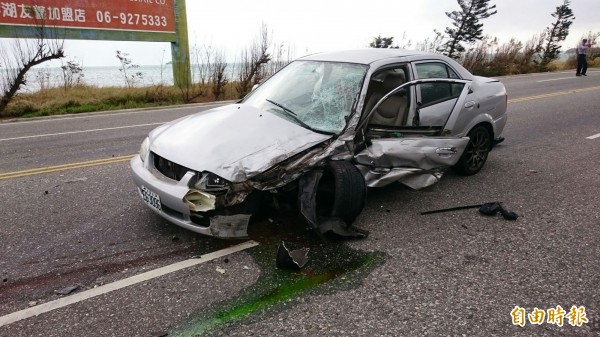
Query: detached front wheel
[[315, 161, 367, 225], [454, 125, 492, 176]]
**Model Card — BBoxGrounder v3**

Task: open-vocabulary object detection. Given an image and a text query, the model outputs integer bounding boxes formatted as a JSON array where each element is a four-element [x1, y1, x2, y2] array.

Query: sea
[[23, 64, 232, 93]]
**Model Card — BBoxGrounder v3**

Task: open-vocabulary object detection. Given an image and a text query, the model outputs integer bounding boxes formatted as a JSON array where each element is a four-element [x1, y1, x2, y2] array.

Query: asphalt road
[[0, 70, 599, 337]]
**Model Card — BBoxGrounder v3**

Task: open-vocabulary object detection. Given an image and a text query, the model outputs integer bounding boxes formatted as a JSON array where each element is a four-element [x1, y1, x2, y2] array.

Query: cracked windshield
[[242, 61, 368, 134]]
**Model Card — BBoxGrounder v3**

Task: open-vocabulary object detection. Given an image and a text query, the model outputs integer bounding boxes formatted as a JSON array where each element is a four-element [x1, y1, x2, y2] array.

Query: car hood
[[149, 104, 333, 182]]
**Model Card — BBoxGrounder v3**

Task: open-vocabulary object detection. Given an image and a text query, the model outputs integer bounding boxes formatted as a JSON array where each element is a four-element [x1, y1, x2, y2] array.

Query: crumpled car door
[[355, 79, 472, 189]]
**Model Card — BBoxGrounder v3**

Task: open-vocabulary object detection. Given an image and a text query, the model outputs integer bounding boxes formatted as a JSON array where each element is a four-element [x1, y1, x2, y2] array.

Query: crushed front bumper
[[130, 156, 251, 238]]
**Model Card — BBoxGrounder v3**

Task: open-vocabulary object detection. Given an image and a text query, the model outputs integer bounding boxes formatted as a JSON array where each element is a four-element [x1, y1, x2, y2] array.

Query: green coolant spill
[[171, 230, 385, 337]]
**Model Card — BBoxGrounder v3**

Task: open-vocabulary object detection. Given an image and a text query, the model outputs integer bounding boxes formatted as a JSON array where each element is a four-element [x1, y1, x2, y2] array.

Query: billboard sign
[[0, 0, 176, 33]]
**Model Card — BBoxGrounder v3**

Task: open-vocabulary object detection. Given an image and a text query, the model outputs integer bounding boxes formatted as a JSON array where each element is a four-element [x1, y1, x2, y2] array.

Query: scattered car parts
[[421, 202, 519, 221]]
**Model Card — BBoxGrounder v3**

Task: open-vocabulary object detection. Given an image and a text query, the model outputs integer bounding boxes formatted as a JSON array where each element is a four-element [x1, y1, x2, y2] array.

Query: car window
[[362, 66, 411, 127], [415, 62, 463, 107], [242, 61, 368, 134]]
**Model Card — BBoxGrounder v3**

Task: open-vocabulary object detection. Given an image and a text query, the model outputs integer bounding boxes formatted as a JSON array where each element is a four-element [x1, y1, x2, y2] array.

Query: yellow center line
[[508, 86, 600, 103], [0, 155, 134, 181]]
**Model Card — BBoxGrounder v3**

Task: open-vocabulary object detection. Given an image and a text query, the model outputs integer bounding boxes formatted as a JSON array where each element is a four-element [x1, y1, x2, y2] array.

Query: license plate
[[140, 185, 161, 211]]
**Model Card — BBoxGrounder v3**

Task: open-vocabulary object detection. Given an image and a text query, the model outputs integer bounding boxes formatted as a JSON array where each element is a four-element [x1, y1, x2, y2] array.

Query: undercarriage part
[[209, 214, 252, 238], [318, 217, 369, 238]]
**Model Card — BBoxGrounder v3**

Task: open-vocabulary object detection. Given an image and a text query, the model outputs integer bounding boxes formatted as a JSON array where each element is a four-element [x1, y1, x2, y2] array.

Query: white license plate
[[140, 186, 161, 211]]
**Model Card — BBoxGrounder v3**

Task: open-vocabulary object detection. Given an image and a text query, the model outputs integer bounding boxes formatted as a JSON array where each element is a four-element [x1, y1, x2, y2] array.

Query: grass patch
[[3, 82, 240, 119]]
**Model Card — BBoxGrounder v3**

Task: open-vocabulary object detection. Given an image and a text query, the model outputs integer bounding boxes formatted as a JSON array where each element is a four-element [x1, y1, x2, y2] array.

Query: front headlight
[[139, 137, 150, 162], [193, 172, 230, 191]]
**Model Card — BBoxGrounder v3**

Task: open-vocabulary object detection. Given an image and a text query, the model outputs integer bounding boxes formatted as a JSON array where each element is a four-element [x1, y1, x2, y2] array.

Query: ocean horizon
[[22, 63, 248, 93]]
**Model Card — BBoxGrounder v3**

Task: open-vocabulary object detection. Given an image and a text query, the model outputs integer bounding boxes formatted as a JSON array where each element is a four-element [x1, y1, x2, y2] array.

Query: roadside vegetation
[[0, 0, 598, 119], [4, 83, 242, 118]]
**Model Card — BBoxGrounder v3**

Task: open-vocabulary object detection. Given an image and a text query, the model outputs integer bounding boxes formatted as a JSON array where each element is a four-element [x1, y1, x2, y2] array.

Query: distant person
[[576, 38, 591, 77]]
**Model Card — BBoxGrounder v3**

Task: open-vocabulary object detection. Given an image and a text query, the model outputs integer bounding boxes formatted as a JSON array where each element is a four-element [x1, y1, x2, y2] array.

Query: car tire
[[454, 125, 492, 176], [315, 161, 367, 225]]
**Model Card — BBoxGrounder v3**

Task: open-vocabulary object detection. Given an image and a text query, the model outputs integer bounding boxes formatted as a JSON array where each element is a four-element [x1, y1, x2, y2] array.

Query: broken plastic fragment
[[54, 284, 80, 295], [276, 241, 309, 269], [216, 267, 226, 274], [183, 190, 216, 212]]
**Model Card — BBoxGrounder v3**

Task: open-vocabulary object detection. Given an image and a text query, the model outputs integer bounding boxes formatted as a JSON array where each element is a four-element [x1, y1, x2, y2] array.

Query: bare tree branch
[[0, 18, 64, 115]]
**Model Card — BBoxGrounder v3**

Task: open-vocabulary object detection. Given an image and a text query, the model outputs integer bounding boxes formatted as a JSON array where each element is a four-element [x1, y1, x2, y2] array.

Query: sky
[[2, 0, 600, 67]]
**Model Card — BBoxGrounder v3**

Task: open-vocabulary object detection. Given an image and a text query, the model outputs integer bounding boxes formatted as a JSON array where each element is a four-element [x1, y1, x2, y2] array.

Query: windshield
[[241, 60, 368, 134]]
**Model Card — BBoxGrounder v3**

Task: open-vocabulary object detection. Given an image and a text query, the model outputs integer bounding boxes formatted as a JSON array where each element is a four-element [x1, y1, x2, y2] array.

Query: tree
[[416, 30, 445, 53], [583, 31, 600, 59], [369, 35, 397, 48], [0, 23, 64, 115], [236, 23, 271, 98], [211, 50, 229, 100], [116, 50, 143, 88], [540, 0, 575, 69], [60, 58, 84, 91], [440, 0, 497, 58]]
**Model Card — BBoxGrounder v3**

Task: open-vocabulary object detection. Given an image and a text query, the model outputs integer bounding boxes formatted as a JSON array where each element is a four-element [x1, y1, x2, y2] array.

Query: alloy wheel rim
[[466, 129, 490, 170]]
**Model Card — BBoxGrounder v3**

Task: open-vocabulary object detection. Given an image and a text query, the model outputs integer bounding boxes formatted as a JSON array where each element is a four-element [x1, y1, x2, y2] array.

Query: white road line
[[536, 77, 578, 83], [0, 240, 259, 328], [586, 133, 600, 140], [0, 102, 232, 126], [0, 123, 163, 141]]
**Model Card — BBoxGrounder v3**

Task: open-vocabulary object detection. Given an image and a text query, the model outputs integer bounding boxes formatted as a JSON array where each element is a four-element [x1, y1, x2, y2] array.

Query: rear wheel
[[454, 125, 492, 175], [315, 161, 366, 225]]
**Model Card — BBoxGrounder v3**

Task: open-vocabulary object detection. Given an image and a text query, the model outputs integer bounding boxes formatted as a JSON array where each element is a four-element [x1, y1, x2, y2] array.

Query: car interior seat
[[364, 72, 408, 127]]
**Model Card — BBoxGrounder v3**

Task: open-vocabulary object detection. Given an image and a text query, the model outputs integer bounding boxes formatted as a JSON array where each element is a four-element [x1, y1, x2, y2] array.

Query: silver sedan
[[131, 49, 507, 238]]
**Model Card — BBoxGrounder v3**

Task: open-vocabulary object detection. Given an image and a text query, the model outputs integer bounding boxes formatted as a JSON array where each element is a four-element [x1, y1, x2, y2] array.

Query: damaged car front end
[[131, 49, 507, 238]]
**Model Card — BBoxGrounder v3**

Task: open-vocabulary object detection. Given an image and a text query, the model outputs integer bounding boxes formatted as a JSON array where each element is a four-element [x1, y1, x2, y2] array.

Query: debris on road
[[54, 284, 81, 295], [216, 266, 226, 274], [479, 202, 519, 221], [276, 241, 309, 269], [525, 169, 539, 176], [64, 177, 88, 184], [421, 202, 519, 221]]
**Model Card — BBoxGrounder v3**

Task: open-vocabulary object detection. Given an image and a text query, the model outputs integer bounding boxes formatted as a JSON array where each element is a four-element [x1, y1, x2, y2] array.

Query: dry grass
[[5, 82, 241, 118]]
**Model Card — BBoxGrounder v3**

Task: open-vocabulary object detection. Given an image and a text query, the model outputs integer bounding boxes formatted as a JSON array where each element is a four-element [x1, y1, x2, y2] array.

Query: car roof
[[299, 49, 473, 80], [299, 49, 437, 64]]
